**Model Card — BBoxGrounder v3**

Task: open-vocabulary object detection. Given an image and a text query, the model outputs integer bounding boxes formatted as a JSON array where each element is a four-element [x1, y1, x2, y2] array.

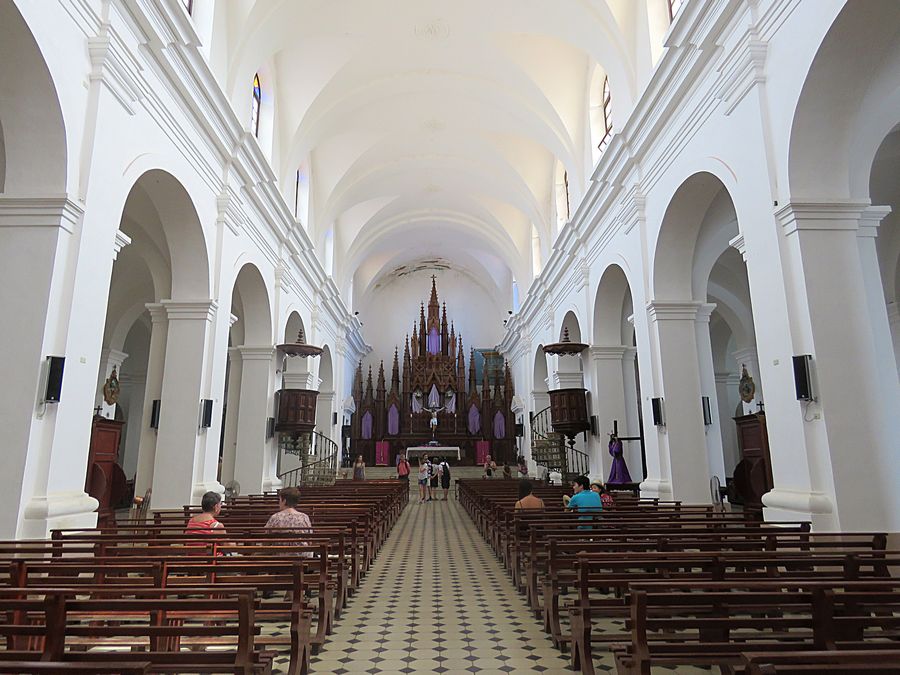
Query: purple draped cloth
[[446, 392, 456, 413], [606, 438, 633, 484], [387, 404, 399, 435], [427, 327, 441, 355], [467, 404, 481, 435], [428, 384, 441, 408], [361, 411, 373, 440], [492, 411, 505, 439], [411, 393, 423, 413]]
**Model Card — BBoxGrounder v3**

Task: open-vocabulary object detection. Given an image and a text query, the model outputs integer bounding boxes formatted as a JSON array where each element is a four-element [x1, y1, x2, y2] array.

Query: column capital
[[646, 301, 708, 322], [858, 204, 892, 238], [100, 347, 129, 370], [589, 345, 628, 361], [775, 200, 870, 236], [237, 345, 275, 361], [146, 302, 167, 324], [112, 229, 132, 260], [0, 195, 84, 234], [160, 300, 217, 322], [694, 302, 717, 323], [728, 232, 746, 260], [622, 346, 638, 362]]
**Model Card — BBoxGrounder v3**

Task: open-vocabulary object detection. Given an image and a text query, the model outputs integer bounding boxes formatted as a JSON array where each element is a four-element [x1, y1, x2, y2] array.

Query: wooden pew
[[610, 580, 900, 675], [740, 650, 900, 674]]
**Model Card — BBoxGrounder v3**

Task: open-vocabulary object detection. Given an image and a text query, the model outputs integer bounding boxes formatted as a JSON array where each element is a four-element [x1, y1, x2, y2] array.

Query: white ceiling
[[210, 0, 646, 304]]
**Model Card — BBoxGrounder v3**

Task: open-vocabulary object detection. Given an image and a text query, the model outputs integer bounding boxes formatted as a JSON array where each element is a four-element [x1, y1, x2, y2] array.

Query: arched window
[[251, 74, 261, 137], [294, 169, 301, 218], [597, 77, 613, 153], [182, 0, 193, 15], [668, 0, 685, 21]]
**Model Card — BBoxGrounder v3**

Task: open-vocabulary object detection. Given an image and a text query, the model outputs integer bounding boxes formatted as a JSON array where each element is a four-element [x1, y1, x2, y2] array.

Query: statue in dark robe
[[606, 433, 632, 484]]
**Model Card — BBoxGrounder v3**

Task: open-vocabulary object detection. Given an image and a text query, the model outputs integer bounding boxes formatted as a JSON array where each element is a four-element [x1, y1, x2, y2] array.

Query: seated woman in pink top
[[185, 491, 226, 534], [265, 487, 312, 550]]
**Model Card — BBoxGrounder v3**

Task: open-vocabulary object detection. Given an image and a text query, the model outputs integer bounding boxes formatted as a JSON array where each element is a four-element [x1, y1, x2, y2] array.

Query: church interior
[[2, 0, 900, 672]]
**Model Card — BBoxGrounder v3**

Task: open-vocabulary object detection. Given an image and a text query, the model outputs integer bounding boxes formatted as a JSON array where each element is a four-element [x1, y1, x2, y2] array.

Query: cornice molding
[[160, 299, 217, 322], [646, 301, 707, 323], [715, 29, 767, 116], [113, 230, 132, 259], [89, 24, 143, 115], [775, 201, 870, 236]]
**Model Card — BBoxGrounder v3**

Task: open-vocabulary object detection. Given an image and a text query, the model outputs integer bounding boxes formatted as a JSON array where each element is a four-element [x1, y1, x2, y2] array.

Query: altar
[[406, 446, 461, 461], [349, 277, 516, 466]]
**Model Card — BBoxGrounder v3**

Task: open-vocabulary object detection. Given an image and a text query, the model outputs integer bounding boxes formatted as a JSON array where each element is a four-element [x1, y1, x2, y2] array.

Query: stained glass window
[[251, 74, 261, 137], [598, 77, 612, 152]]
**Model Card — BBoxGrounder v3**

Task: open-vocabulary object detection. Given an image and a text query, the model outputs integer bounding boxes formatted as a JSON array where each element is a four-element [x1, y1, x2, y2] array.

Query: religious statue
[[606, 432, 633, 484], [739, 364, 756, 403], [102, 367, 120, 405], [426, 404, 445, 441]]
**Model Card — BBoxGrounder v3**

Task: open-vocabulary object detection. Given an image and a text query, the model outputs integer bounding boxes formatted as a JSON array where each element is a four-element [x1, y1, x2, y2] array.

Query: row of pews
[[0, 480, 408, 674], [457, 478, 900, 675]]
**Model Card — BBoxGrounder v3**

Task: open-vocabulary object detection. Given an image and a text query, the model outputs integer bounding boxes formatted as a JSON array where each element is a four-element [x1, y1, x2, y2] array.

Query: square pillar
[[151, 300, 217, 510], [589, 346, 629, 480], [233, 346, 275, 495], [134, 303, 167, 499], [646, 301, 710, 503]]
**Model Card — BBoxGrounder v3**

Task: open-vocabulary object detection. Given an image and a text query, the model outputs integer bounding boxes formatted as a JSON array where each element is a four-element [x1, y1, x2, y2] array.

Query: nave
[[309, 492, 574, 674]]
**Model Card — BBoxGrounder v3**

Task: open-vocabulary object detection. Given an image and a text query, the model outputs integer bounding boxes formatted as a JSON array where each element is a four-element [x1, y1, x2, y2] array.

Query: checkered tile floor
[[297, 495, 711, 674]]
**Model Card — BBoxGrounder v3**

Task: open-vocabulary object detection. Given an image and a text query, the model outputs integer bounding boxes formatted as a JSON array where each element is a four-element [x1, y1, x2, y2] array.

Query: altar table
[[406, 446, 461, 460]]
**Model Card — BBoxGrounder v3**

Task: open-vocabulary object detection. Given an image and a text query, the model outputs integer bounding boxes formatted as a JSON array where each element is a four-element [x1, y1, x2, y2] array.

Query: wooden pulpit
[[732, 412, 773, 511], [86, 415, 125, 528]]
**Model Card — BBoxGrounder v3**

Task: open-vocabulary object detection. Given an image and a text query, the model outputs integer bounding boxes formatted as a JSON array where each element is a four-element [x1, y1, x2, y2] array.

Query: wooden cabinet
[[732, 413, 773, 510]]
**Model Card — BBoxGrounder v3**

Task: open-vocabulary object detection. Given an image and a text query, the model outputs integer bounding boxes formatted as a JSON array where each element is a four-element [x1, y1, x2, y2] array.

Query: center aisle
[[309, 492, 574, 674]]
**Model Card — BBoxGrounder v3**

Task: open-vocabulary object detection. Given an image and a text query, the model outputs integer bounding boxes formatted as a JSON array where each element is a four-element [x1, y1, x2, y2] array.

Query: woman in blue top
[[566, 475, 602, 524]]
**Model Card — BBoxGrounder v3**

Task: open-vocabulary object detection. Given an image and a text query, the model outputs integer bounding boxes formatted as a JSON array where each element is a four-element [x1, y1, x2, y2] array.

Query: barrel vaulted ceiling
[[211, 0, 647, 304]]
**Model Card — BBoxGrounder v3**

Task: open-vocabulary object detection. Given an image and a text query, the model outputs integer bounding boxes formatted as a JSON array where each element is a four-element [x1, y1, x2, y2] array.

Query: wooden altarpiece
[[350, 278, 515, 465]]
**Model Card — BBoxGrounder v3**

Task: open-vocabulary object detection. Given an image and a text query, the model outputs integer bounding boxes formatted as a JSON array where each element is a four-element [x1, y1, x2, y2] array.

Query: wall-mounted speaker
[[792, 355, 815, 401], [651, 397, 665, 427], [333, 412, 338, 426], [150, 399, 161, 429], [199, 399, 214, 428], [266, 416, 276, 440], [701, 396, 712, 426], [341, 424, 351, 439], [514, 422, 524, 438], [44, 356, 65, 403], [589, 415, 598, 436]]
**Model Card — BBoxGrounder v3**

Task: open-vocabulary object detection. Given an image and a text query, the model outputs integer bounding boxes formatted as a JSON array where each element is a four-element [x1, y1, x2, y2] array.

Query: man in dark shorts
[[439, 458, 451, 500], [429, 457, 440, 495]]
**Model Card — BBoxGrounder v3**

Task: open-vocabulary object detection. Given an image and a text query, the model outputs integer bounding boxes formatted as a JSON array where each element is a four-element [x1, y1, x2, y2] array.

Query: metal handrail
[[278, 430, 339, 487]]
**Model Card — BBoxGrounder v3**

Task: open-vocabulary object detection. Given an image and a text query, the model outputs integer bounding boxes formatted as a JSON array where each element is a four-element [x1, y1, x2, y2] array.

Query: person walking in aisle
[[417, 456, 429, 503], [353, 454, 366, 481], [397, 453, 411, 482], [438, 457, 452, 500], [428, 455, 439, 500]]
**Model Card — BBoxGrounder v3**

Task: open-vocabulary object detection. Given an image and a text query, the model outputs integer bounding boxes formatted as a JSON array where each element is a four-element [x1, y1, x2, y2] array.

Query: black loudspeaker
[[266, 416, 275, 440], [45, 356, 65, 403], [589, 415, 598, 435], [651, 397, 665, 426], [341, 424, 351, 438], [792, 355, 815, 401], [199, 399, 214, 428], [333, 412, 338, 426], [514, 422, 524, 438], [150, 399, 161, 429], [701, 396, 712, 426]]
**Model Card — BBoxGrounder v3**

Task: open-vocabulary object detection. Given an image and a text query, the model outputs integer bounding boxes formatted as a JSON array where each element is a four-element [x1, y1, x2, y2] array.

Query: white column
[[772, 202, 899, 531], [233, 346, 275, 495], [646, 301, 711, 503], [95, 348, 128, 419], [151, 300, 217, 510], [621, 347, 643, 480], [134, 303, 167, 499], [590, 346, 628, 481], [731, 346, 763, 413], [889, 302, 900, 380], [219, 347, 242, 486], [714, 372, 741, 477], [0, 197, 94, 538], [694, 303, 725, 482], [117, 371, 146, 479]]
